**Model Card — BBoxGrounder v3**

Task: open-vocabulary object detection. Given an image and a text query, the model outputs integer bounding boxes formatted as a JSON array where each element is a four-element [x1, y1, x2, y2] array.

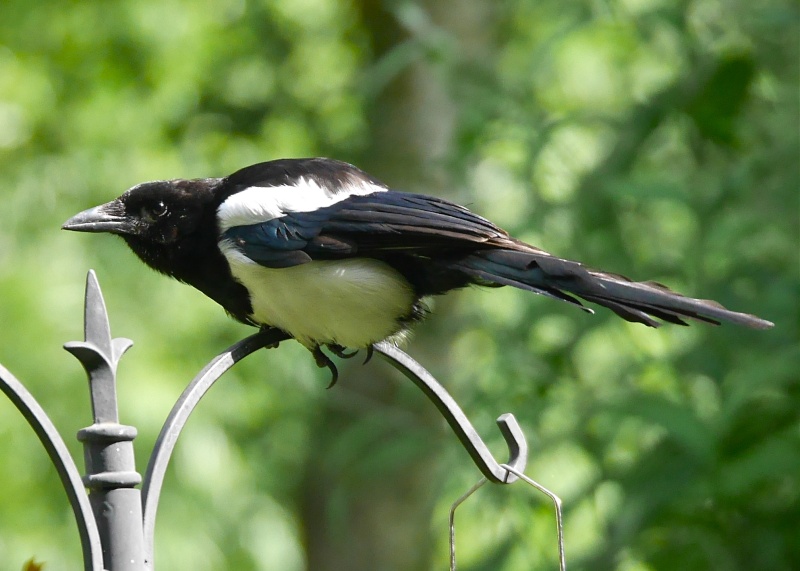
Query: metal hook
[[373, 342, 529, 484], [448, 466, 566, 571]]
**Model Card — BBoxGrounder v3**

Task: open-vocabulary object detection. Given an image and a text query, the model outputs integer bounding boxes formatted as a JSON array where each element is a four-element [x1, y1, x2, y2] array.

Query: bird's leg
[[311, 345, 339, 388], [327, 343, 359, 359]]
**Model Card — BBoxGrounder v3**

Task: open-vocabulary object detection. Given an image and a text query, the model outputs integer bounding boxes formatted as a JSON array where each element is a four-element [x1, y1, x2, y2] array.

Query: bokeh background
[[0, 0, 797, 570]]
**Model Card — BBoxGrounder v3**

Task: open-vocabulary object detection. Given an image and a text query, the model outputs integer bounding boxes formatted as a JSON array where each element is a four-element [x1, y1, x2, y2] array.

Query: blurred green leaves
[[685, 53, 756, 147], [1, 0, 798, 570]]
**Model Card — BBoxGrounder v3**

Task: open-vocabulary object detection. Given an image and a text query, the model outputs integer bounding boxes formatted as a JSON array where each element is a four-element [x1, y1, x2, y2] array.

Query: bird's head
[[63, 178, 221, 274]]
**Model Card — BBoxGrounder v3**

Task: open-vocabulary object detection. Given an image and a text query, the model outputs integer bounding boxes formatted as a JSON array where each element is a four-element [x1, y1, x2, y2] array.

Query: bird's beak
[[62, 200, 132, 235]]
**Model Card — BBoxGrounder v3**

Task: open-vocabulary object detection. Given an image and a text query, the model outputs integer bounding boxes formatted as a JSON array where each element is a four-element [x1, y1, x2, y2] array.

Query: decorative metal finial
[[65, 270, 144, 571], [64, 270, 133, 423]]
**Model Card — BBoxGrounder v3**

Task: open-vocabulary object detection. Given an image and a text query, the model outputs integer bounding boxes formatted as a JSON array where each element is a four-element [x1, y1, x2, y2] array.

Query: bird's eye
[[140, 201, 168, 223]]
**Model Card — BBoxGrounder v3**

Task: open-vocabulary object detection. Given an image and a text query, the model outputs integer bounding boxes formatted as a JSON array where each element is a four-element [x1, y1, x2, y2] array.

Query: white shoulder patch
[[217, 177, 386, 231]]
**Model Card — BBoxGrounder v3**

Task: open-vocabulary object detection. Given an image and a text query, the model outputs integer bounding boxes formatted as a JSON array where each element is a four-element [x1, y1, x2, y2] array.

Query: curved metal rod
[[373, 342, 529, 484], [0, 365, 106, 571], [142, 334, 528, 566], [502, 464, 566, 571], [140, 328, 289, 570], [449, 477, 487, 571], [448, 466, 566, 571]]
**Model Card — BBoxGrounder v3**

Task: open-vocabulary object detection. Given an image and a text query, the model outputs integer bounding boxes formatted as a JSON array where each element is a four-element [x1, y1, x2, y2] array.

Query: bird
[[62, 157, 773, 384]]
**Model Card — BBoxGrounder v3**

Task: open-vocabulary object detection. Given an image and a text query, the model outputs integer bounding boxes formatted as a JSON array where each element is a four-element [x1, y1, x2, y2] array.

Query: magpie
[[62, 158, 773, 383]]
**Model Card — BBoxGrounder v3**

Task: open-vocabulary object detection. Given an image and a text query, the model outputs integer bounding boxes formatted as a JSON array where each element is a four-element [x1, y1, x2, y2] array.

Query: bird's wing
[[220, 190, 519, 268]]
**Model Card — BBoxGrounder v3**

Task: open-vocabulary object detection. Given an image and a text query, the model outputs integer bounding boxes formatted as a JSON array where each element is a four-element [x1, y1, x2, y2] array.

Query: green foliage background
[[0, 0, 797, 569]]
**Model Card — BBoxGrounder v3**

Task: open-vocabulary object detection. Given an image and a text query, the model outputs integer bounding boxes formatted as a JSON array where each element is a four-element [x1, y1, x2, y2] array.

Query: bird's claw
[[363, 345, 374, 365], [312, 346, 339, 388], [313, 344, 375, 388], [329, 343, 374, 364], [328, 343, 358, 359]]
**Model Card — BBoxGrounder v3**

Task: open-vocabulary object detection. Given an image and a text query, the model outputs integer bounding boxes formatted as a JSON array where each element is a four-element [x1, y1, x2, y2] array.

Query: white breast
[[221, 248, 416, 349]]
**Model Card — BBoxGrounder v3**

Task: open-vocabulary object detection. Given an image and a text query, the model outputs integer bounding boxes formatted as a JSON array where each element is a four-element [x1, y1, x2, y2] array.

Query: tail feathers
[[453, 249, 774, 330]]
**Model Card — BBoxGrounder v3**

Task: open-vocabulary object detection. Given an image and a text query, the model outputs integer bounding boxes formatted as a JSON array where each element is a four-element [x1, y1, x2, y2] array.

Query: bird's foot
[[329, 343, 375, 365], [328, 343, 375, 365], [327, 343, 359, 359], [313, 344, 374, 388], [311, 346, 339, 389], [258, 326, 283, 349]]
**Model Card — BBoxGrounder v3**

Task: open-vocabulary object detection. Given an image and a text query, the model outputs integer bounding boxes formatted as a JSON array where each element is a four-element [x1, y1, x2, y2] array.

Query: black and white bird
[[62, 158, 773, 382]]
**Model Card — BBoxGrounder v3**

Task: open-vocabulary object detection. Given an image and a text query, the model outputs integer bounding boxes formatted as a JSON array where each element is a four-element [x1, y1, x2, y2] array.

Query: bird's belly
[[225, 258, 416, 348]]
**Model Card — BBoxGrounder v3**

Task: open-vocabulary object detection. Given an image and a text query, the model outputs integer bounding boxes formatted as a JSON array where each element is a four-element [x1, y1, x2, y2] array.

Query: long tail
[[451, 248, 773, 329]]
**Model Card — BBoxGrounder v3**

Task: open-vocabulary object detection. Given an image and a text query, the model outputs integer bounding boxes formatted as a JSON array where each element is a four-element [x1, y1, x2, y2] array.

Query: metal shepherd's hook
[[373, 342, 566, 571]]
